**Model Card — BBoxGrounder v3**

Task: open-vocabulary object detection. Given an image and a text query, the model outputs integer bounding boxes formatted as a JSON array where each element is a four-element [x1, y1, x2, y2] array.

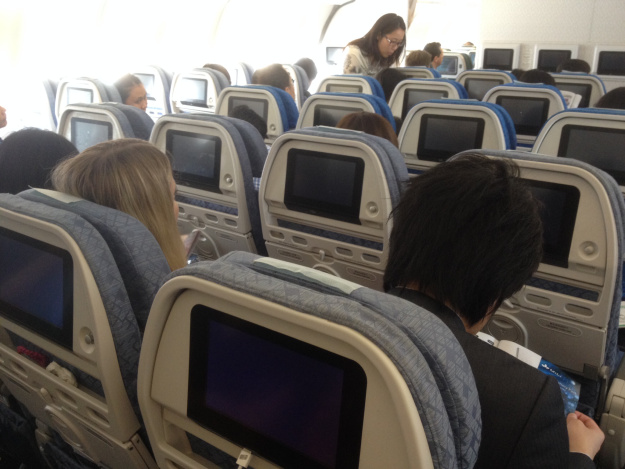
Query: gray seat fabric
[[167, 251, 481, 469]]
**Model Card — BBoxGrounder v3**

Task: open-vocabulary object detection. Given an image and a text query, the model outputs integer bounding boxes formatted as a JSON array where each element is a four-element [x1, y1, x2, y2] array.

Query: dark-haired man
[[424, 42, 444, 69], [384, 154, 604, 468]]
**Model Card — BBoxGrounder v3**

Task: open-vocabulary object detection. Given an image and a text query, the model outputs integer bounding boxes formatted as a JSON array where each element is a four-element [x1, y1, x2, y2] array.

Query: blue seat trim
[[316, 92, 397, 132], [341, 74, 386, 100], [241, 85, 299, 130]]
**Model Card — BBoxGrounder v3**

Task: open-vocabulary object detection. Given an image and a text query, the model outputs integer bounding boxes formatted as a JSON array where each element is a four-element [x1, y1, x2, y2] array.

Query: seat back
[[467, 151, 624, 401], [456, 69, 516, 100], [131, 65, 174, 121], [388, 78, 468, 120], [296, 92, 396, 131], [169, 68, 229, 114], [483, 83, 567, 148], [552, 72, 607, 108], [0, 190, 170, 468], [396, 67, 442, 79], [398, 100, 516, 173], [226, 62, 254, 85], [138, 251, 481, 469], [436, 52, 470, 78], [532, 108, 625, 194], [316, 75, 386, 100], [57, 103, 155, 152], [282, 63, 309, 110], [215, 85, 299, 144], [55, 77, 122, 123], [259, 127, 409, 291], [149, 113, 268, 259]]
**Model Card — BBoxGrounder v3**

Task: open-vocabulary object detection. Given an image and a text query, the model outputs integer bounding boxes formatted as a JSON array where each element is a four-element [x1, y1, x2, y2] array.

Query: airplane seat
[[138, 251, 481, 469], [388, 78, 469, 121], [43, 78, 59, 129], [316, 74, 386, 100], [483, 83, 566, 149], [460, 150, 624, 415], [436, 52, 470, 78], [551, 72, 607, 108], [397, 67, 442, 79], [150, 113, 268, 259], [283, 63, 309, 109], [131, 65, 174, 121], [0, 192, 167, 468], [169, 68, 229, 114], [259, 126, 409, 291], [215, 85, 299, 144], [296, 92, 396, 131], [460, 52, 474, 70], [398, 99, 516, 174], [57, 102, 155, 152], [239, 62, 255, 84], [55, 77, 123, 123], [456, 69, 516, 100]]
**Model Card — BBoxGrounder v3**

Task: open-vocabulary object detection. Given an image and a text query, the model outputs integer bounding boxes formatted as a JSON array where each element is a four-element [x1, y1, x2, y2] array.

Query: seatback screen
[[228, 96, 268, 122], [135, 73, 156, 100], [66, 87, 93, 105], [597, 51, 625, 76], [417, 114, 485, 162], [555, 83, 592, 108], [525, 180, 580, 268], [402, 89, 448, 119], [177, 78, 208, 107], [284, 149, 365, 224], [465, 78, 503, 100], [313, 105, 357, 127], [558, 124, 625, 185], [167, 130, 222, 193], [537, 50, 572, 73], [438, 55, 459, 75], [70, 117, 112, 152], [188, 305, 366, 469], [483, 48, 514, 71], [495, 96, 549, 136], [0, 227, 73, 349], [326, 84, 363, 93]]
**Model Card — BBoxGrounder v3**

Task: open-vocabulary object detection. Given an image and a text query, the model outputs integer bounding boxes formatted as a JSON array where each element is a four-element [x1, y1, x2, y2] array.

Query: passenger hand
[[567, 411, 605, 459]]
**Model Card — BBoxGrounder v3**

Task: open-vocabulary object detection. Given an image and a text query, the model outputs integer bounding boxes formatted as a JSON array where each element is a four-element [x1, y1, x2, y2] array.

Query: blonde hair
[[405, 50, 432, 67], [52, 139, 186, 271]]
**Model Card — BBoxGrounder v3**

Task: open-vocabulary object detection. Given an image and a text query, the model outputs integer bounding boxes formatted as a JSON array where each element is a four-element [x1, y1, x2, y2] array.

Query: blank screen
[[71, 118, 112, 152], [177, 78, 208, 106], [167, 130, 221, 192], [465, 78, 503, 100], [326, 47, 344, 65], [326, 84, 363, 93], [313, 105, 357, 127], [597, 51, 625, 76], [418, 115, 485, 162], [0, 227, 73, 349], [135, 73, 156, 99], [537, 50, 572, 73], [496, 96, 549, 136], [228, 96, 268, 122], [555, 83, 592, 108], [483, 49, 514, 70], [526, 180, 579, 268], [558, 124, 625, 185], [402, 89, 448, 119], [66, 87, 93, 105], [188, 305, 366, 469], [284, 149, 364, 224]]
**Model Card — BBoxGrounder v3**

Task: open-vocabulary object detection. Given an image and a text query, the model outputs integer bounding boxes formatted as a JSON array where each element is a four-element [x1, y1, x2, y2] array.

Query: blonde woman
[[52, 138, 186, 271]]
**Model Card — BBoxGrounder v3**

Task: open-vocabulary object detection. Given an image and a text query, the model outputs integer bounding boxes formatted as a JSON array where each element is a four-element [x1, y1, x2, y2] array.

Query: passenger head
[[375, 68, 408, 102], [518, 69, 556, 86], [405, 50, 432, 67], [230, 105, 268, 139], [336, 111, 399, 147], [349, 13, 406, 67], [595, 87, 625, 110], [295, 57, 318, 85], [0, 105, 6, 128], [51, 139, 186, 271], [511, 68, 526, 80], [384, 153, 542, 329], [114, 74, 148, 111], [203, 63, 231, 85], [424, 42, 444, 68], [252, 63, 295, 100], [0, 128, 78, 194], [556, 59, 591, 74]]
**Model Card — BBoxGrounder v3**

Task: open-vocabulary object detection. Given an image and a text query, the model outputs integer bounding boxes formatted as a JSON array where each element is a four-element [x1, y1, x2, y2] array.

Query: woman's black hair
[[595, 87, 625, 110], [347, 13, 407, 68]]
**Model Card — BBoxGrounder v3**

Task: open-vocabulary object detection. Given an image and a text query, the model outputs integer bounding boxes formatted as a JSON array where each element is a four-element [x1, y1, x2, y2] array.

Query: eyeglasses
[[384, 36, 405, 48]]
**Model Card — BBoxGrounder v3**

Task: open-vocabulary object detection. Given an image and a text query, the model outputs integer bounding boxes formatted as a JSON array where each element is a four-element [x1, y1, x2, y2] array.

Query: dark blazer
[[389, 288, 595, 469]]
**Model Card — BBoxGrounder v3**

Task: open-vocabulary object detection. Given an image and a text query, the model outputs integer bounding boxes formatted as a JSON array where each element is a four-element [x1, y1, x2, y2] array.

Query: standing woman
[[343, 13, 406, 76]]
